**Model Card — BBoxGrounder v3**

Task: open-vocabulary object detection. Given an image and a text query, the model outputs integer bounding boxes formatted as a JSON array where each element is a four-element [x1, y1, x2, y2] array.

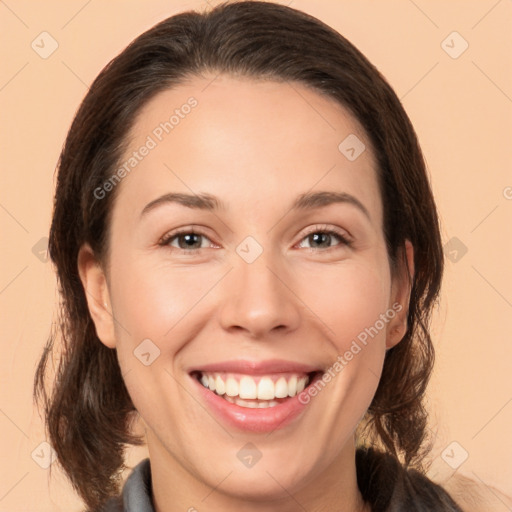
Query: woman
[[33, 1, 467, 510]]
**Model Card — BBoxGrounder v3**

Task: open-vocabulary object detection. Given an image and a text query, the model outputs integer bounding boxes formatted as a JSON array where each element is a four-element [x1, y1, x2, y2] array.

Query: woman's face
[[80, 74, 411, 504]]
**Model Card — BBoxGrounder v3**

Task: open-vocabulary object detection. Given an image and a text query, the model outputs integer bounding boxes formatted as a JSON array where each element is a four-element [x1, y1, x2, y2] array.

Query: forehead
[[114, 74, 382, 226]]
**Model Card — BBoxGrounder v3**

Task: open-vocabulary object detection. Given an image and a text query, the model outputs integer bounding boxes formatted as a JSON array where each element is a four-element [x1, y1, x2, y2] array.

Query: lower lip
[[190, 373, 319, 433]]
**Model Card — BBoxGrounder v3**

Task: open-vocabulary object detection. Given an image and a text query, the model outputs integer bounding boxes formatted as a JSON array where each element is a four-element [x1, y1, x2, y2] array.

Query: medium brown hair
[[34, 1, 457, 510]]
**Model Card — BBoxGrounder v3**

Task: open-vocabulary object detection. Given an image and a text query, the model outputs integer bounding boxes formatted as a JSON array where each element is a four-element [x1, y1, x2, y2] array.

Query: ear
[[77, 243, 116, 349], [385, 239, 415, 349]]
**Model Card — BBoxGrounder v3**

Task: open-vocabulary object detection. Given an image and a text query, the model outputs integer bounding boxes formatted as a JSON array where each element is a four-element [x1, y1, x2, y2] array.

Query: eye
[[296, 226, 352, 251], [159, 228, 215, 252], [158, 225, 352, 254]]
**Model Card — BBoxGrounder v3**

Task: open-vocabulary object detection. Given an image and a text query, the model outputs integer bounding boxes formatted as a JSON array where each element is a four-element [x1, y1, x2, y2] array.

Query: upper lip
[[189, 359, 322, 375]]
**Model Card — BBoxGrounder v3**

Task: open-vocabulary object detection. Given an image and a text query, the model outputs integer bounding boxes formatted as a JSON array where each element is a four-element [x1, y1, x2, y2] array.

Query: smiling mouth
[[190, 370, 321, 408]]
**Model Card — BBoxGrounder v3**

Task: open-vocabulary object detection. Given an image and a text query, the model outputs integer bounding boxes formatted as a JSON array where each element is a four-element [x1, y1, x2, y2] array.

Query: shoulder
[[356, 446, 463, 511], [441, 473, 512, 512]]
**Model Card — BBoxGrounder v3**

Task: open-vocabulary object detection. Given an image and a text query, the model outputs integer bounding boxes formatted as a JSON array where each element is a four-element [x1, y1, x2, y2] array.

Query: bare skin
[[78, 74, 414, 512]]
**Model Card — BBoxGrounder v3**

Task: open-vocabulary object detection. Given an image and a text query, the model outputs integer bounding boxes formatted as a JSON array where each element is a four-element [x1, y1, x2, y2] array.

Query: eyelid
[[295, 224, 354, 248], [296, 224, 353, 246], [159, 223, 353, 253], [158, 226, 217, 248]]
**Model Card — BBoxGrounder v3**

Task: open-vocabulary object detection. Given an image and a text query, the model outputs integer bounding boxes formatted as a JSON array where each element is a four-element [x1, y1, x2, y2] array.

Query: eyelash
[[158, 225, 353, 255], [298, 225, 353, 251]]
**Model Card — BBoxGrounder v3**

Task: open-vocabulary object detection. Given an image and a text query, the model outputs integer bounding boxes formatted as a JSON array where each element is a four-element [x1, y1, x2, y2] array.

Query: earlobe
[[386, 240, 415, 349], [77, 244, 116, 349], [386, 323, 408, 349]]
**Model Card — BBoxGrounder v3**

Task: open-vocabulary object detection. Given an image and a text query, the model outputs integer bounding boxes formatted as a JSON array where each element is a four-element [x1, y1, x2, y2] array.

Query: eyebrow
[[140, 191, 370, 219]]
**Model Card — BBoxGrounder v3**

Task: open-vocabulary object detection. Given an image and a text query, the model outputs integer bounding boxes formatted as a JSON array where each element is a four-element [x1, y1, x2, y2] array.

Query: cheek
[[109, 244, 392, 356], [109, 256, 212, 342], [295, 255, 392, 349]]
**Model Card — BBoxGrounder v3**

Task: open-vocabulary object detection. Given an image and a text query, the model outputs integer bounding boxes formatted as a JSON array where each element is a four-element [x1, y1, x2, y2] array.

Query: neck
[[147, 432, 369, 512]]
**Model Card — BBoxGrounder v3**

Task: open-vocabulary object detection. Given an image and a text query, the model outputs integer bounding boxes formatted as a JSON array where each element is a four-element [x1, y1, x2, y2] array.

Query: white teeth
[[274, 377, 288, 398], [239, 376, 257, 399], [237, 398, 258, 408], [234, 397, 279, 408], [259, 400, 278, 408], [215, 374, 225, 395], [288, 375, 297, 397], [198, 372, 311, 402], [257, 377, 275, 400], [225, 377, 239, 397]]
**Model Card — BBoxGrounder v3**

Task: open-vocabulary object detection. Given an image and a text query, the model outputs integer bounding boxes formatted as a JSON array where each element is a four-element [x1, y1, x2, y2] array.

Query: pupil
[[178, 233, 331, 250], [180, 234, 200, 249], [311, 233, 329, 248]]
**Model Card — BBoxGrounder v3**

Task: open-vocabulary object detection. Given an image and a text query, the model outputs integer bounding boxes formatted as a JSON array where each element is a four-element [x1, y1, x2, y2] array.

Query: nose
[[218, 250, 302, 339]]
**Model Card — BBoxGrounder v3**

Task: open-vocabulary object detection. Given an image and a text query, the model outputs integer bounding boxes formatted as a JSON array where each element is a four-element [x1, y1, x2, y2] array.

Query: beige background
[[1, 0, 511, 510]]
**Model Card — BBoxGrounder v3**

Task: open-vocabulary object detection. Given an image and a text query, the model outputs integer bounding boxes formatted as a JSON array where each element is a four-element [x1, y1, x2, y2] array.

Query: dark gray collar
[[100, 458, 154, 511], [122, 458, 154, 511]]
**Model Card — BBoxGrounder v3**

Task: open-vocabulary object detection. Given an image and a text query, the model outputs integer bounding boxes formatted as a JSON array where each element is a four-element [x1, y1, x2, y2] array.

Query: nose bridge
[[218, 244, 301, 337]]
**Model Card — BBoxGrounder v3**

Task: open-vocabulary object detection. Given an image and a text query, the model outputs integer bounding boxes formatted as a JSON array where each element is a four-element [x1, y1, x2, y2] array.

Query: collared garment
[[98, 448, 464, 511], [100, 458, 154, 512]]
